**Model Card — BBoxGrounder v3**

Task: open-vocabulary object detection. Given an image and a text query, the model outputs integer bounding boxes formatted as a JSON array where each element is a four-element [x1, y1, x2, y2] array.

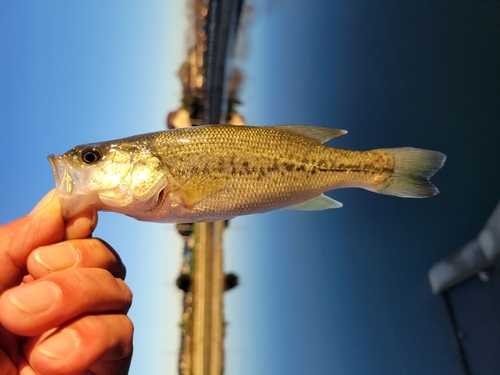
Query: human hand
[[0, 190, 133, 375]]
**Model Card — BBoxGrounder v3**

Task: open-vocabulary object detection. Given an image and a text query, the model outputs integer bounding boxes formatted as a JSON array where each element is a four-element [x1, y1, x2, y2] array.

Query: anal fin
[[283, 194, 343, 211], [273, 125, 347, 144]]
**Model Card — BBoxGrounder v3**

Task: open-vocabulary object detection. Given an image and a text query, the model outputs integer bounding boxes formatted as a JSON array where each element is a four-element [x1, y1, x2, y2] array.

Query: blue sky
[[0, 2, 188, 373], [2, 1, 500, 375]]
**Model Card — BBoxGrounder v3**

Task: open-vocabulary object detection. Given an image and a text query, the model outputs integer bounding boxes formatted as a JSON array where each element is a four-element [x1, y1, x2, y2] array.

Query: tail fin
[[376, 148, 446, 198]]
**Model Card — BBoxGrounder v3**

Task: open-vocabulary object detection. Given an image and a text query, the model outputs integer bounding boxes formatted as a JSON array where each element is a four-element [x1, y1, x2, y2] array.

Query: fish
[[48, 124, 446, 223]]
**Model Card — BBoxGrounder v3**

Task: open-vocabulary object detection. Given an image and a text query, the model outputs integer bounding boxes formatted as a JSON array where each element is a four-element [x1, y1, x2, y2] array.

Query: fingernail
[[30, 190, 55, 216], [34, 244, 80, 271], [8, 282, 61, 314], [38, 329, 79, 359]]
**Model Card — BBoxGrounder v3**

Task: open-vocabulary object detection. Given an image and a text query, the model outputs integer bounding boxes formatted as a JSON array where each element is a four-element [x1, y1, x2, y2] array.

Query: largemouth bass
[[48, 125, 446, 222]]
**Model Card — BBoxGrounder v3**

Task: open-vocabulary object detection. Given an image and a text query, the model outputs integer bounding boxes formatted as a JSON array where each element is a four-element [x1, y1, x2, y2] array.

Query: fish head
[[48, 141, 167, 219]]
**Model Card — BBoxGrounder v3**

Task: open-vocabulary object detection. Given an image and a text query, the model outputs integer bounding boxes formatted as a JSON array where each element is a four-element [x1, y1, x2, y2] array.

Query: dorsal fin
[[273, 125, 347, 144]]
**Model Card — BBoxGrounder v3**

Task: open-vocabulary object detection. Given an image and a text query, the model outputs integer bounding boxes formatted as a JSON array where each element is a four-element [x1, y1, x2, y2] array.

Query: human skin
[[0, 190, 133, 375]]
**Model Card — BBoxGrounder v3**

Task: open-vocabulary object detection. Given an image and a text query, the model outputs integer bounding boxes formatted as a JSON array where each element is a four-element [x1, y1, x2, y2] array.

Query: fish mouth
[[47, 155, 95, 219], [48, 155, 73, 194]]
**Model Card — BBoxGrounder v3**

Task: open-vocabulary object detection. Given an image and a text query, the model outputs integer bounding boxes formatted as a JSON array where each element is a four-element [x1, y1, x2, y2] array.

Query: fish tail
[[375, 148, 446, 198]]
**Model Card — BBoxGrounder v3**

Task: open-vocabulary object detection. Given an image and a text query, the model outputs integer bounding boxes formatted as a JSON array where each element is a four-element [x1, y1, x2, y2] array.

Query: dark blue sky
[[224, 0, 500, 374]]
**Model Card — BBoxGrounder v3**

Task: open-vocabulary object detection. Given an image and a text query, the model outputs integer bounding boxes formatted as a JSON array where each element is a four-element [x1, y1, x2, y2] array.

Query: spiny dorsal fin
[[283, 194, 343, 211], [273, 125, 347, 144]]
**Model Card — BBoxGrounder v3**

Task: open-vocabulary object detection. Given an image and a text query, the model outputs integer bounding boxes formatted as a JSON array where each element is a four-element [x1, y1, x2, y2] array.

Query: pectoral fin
[[176, 173, 227, 208], [283, 194, 343, 211]]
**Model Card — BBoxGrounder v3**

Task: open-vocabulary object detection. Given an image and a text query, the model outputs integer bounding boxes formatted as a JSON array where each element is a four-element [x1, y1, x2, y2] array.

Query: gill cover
[[48, 144, 166, 219]]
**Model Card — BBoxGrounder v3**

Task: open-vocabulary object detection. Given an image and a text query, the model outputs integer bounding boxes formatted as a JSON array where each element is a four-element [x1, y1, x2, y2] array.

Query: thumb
[[0, 190, 65, 294]]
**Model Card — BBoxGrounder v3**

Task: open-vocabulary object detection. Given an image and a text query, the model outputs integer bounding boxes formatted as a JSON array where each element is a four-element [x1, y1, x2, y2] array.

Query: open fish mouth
[[48, 155, 75, 195], [47, 155, 95, 218]]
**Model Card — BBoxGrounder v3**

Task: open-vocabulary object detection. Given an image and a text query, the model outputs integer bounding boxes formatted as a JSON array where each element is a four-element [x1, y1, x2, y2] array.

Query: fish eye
[[81, 147, 102, 164]]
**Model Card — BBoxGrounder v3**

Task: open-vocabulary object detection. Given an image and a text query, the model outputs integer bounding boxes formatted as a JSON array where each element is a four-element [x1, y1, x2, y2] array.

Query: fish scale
[[154, 127, 337, 210]]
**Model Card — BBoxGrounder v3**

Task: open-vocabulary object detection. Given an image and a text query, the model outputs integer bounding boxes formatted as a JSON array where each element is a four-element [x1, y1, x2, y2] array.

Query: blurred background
[[1, 1, 500, 374]]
